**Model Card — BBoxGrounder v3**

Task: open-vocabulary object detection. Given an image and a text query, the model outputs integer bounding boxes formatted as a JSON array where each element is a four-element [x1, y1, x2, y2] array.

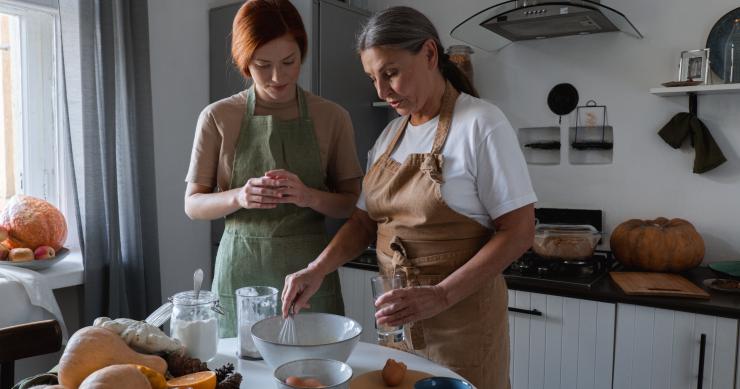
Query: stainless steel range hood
[[450, 0, 642, 52]]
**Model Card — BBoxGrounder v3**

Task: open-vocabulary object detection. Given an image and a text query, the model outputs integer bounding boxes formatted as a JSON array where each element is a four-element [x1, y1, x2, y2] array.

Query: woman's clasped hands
[[236, 169, 316, 209]]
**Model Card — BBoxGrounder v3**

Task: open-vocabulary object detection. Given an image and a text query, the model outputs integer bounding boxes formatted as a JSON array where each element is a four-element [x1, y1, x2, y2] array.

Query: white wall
[[366, 0, 740, 262]]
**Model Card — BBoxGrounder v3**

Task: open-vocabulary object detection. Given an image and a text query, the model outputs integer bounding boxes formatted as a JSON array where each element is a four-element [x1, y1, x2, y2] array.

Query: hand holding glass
[[370, 274, 405, 343]]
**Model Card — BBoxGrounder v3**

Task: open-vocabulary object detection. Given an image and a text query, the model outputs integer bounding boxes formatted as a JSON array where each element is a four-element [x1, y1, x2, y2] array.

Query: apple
[[0, 244, 8, 260], [34, 245, 55, 260]]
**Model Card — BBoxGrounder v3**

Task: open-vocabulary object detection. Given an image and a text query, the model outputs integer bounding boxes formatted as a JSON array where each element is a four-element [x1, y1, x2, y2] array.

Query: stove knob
[[537, 266, 549, 276]]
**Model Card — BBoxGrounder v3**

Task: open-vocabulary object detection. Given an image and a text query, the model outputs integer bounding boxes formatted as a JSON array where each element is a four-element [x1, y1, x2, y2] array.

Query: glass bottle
[[723, 18, 740, 83], [447, 45, 475, 85], [169, 290, 222, 362]]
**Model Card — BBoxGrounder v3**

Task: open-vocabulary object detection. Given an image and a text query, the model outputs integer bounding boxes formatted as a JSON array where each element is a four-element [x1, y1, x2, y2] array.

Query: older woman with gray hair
[[282, 6, 536, 387]]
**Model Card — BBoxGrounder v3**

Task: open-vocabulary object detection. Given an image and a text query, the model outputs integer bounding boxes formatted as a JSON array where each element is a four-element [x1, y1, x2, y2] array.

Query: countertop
[[212, 338, 467, 387], [344, 259, 740, 319]]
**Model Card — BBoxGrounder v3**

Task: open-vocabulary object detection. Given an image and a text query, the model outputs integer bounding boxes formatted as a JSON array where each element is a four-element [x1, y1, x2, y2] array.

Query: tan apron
[[364, 82, 511, 388]]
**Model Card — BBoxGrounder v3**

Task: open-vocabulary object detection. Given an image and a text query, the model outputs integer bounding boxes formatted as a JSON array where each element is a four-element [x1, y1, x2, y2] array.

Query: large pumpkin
[[0, 195, 68, 251], [610, 217, 704, 272]]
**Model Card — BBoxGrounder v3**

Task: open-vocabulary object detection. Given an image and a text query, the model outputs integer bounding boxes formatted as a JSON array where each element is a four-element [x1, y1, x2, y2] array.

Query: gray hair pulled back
[[356, 6, 478, 98]]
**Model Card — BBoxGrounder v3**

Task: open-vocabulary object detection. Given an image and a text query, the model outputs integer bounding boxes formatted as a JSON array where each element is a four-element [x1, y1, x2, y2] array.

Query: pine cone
[[164, 350, 209, 377], [217, 372, 243, 389], [214, 363, 235, 383]]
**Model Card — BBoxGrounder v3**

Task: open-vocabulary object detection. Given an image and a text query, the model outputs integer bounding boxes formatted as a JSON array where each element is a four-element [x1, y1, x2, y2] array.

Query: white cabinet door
[[338, 266, 378, 343], [613, 304, 738, 389], [508, 290, 615, 389]]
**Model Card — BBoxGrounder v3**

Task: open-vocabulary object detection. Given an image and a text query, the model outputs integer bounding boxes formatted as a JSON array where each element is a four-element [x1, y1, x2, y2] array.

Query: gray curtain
[[58, 0, 161, 324]]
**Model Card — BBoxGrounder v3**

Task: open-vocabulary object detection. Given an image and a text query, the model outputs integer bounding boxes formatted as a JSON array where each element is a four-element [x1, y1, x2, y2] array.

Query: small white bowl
[[274, 358, 353, 389], [251, 313, 362, 368]]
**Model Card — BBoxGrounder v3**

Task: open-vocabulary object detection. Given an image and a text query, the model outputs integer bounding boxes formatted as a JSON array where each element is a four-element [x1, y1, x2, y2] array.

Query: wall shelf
[[649, 83, 740, 96], [649, 83, 740, 115]]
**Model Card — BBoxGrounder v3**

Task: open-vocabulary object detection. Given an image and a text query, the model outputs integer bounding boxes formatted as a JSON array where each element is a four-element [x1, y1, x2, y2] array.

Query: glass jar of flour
[[170, 290, 223, 362]]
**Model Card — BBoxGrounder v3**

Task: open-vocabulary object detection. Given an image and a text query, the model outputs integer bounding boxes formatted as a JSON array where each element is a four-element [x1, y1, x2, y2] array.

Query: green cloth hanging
[[658, 112, 726, 174]]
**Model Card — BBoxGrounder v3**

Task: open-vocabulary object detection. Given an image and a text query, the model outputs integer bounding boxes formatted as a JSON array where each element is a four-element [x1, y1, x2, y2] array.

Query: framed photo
[[678, 49, 711, 84]]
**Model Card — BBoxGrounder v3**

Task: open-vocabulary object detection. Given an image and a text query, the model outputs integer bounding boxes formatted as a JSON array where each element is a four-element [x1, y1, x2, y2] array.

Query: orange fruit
[[166, 371, 217, 389], [130, 364, 167, 389]]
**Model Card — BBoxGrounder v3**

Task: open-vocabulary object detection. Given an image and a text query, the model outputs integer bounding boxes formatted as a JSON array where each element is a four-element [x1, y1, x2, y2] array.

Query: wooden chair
[[0, 320, 62, 389]]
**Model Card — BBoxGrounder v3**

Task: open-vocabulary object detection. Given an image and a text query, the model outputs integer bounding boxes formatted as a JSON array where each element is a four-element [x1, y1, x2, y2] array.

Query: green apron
[[213, 86, 344, 338]]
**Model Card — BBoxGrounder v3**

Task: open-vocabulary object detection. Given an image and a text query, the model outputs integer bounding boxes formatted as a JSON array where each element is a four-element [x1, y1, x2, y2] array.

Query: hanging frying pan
[[547, 83, 579, 124]]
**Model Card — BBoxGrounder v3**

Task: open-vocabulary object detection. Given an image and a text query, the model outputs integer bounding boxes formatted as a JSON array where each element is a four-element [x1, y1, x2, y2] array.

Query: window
[[1, 1, 77, 248], [0, 2, 60, 209]]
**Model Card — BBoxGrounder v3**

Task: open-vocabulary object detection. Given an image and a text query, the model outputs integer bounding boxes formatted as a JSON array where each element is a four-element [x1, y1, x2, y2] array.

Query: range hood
[[450, 0, 642, 52]]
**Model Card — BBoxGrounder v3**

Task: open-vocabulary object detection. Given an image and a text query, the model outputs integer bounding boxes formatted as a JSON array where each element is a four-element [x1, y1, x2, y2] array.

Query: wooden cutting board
[[610, 272, 710, 299], [350, 370, 433, 389]]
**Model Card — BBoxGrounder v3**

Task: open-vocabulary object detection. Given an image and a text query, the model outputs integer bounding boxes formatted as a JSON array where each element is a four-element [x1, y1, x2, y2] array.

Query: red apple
[[34, 245, 55, 260]]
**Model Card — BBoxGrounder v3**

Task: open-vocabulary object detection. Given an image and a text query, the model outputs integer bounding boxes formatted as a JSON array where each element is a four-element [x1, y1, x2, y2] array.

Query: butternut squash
[[79, 365, 151, 389], [58, 327, 167, 389]]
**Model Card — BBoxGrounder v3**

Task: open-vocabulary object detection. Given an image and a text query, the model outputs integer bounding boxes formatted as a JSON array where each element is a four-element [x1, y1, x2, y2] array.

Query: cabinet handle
[[507, 307, 542, 316], [697, 333, 706, 389]]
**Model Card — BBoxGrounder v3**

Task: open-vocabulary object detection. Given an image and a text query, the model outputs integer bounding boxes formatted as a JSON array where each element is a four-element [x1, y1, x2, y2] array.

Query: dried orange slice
[[166, 371, 217, 389]]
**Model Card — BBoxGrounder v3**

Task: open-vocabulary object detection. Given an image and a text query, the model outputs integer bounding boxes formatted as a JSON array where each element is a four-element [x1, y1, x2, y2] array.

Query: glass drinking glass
[[236, 286, 278, 359], [370, 273, 405, 343]]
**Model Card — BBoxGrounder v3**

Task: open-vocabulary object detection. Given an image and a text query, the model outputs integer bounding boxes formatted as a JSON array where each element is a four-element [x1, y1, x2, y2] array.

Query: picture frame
[[678, 49, 711, 84]]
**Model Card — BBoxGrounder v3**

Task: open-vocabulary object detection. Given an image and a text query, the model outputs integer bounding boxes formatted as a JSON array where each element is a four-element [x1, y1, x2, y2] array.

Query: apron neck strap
[[245, 84, 309, 120], [380, 81, 459, 159]]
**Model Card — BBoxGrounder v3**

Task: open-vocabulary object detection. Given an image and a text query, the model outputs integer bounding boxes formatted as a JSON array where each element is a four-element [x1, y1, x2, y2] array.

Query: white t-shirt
[[357, 93, 537, 229]]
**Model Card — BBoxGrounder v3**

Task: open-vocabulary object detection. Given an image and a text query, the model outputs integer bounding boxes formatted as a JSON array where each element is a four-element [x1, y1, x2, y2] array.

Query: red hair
[[231, 0, 308, 78]]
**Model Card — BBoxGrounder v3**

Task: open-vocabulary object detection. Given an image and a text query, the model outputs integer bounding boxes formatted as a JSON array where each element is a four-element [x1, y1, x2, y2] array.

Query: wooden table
[[212, 338, 466, 387]]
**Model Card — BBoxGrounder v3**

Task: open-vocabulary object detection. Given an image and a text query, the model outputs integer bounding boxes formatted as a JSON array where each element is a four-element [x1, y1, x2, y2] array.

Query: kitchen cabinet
[[338, 266, 378, 343], [613, 303, 738, 389], [507, 290, 615, 389]]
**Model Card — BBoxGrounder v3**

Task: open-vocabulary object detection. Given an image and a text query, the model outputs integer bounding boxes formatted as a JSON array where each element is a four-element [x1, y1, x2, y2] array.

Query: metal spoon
[[193, 268, 204, 300]]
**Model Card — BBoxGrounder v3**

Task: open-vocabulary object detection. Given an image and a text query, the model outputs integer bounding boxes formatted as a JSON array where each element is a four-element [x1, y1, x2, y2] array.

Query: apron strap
[[430, 81, 460, 155], [245, 85, 257, 119]]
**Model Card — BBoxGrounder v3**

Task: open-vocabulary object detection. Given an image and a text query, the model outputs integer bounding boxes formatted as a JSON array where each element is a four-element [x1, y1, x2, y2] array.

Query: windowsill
[[35, 248, 84, 289]]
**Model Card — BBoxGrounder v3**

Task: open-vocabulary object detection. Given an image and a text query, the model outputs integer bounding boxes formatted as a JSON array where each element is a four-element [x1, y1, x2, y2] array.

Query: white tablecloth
[[213, 338, 465, 387]]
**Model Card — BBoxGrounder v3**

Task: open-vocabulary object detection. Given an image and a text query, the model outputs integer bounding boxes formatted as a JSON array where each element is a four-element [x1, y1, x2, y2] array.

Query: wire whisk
[[278, 303, 299, 345]]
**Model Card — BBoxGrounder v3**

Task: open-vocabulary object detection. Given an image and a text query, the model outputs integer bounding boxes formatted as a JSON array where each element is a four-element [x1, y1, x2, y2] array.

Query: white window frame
[[1, 0, 78, 249]]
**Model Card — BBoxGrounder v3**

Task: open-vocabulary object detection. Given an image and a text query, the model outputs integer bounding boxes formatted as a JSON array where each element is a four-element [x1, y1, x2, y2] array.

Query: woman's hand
[[281, 266, 325, 318], [374, 285, 450, 327], [266, 169, 315, 208], [234, 176, 285, 209]]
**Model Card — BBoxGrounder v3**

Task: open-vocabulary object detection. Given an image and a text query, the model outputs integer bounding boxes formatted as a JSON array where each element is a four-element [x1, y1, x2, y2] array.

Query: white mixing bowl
[[251, 313, 362, 368]]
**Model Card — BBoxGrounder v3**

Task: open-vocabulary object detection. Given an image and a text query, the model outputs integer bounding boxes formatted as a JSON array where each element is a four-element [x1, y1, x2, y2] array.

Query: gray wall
[[148, 0, 234, 300], [364, 0, 740, 262]]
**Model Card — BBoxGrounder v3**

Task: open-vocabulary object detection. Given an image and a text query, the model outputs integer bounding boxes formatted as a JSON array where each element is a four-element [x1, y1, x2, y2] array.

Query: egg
[[285, 376, 327, 388], [381, 358, 407, 386]]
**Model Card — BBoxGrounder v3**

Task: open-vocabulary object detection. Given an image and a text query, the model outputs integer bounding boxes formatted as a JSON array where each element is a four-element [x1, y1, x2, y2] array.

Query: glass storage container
[[447, 45, 475, 85], [170, 290, 222, 362], [532, 224, 601, 260]]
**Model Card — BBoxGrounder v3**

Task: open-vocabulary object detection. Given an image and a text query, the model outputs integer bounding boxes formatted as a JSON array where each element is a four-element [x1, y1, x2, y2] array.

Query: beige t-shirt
[[186, 89, 363, 191]]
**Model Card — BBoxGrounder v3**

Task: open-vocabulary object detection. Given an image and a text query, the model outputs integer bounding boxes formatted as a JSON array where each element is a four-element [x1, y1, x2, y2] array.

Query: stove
[[504, 249, 618, 289]]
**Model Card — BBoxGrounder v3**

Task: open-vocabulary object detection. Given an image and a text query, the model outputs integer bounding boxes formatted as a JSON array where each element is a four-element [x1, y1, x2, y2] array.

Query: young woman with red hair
[[184, 0, 361, 337]]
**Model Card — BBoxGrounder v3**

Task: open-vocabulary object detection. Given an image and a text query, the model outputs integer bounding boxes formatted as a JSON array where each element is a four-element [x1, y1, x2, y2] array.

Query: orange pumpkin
[[0, 195, 68, 251], [610, 217, 704, 272]]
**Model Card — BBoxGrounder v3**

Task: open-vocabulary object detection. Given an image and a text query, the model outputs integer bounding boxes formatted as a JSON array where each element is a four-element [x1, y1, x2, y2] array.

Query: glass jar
[[169, 290, 222, 362], [723, 18, 740, 83], [447, 45, 475, 84]]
